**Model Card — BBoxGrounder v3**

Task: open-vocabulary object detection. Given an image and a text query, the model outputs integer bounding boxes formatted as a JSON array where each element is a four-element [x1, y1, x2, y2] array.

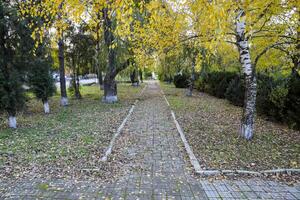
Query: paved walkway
[[1, 81, 300, 199]]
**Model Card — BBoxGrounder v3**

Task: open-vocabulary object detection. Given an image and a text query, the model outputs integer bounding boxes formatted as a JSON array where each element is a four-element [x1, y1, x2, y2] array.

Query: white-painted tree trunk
[[43, 101, 50, 114], [60, 97, 68, 106], [236, 9, 257, 140], [102, 95, 118, 103], [8, 116, 17, 129]]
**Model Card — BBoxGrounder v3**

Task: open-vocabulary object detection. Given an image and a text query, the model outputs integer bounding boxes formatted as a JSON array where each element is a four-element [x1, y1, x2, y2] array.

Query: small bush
[[173, 73, 190, 88]]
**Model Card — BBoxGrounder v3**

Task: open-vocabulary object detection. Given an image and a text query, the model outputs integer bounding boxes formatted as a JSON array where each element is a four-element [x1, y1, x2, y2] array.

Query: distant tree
[[67, 29, 96, 99]]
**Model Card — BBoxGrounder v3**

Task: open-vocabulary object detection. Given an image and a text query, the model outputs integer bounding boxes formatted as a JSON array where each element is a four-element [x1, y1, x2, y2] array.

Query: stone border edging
[[100, 84, 147, 162], [196, 169, 300, 176], [161, 91, 202, 173], [161, 89, 300, 177]]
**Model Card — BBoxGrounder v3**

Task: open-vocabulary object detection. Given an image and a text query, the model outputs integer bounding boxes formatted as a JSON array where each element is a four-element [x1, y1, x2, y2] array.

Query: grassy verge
[[161, 83, 299, 172], [0, 83, 144, 181]]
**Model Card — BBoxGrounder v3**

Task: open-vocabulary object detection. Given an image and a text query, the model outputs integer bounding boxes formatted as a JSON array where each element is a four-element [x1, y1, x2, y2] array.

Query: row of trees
[[145, 0, 298, 140], [0, 0, 298, 141], [1, 0, 147, 128]]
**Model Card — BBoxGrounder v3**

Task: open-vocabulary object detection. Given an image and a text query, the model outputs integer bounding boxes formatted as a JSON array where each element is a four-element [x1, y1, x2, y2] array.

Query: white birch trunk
[[43, 101, 50, 114], [236, 9, 257, 140], [8, 116, 17, 129]]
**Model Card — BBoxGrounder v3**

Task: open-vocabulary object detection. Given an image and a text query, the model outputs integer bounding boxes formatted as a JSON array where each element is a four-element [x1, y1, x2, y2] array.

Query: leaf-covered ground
[[161, 83, 300, 172], [0, 83, 144, 182]]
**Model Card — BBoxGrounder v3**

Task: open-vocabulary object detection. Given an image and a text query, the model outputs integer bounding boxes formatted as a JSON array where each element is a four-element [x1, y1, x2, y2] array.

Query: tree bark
[[139, 68, 143, 83], [8, 116, 17, 129], [43, 100, 50, 114], [98, 70, 103, 89], [58, 37, 68, 106], [134, 65, 140, 86], [75, 65, 81, 99], [102, 7, 118, 103], [236, 9, 257, 140], [95, 20, 104, 91], [187, 57, 196, 96], [292, 57, 299, 76]]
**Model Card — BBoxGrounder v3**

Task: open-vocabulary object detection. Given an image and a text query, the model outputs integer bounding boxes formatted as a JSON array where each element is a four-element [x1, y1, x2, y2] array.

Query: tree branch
[[253, 42, 291, 69], [225, 40, 238, 46]]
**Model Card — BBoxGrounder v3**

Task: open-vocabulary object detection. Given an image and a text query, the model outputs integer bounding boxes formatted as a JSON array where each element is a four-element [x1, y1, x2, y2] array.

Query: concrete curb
[[161, 91, 202, 173], [197, 169, 300, 176], [161, 90, 300, 177], [100, 84, 147, 161]]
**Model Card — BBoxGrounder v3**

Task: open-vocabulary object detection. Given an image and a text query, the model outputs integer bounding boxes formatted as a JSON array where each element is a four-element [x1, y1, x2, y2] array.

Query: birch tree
[[235, 9, 257, 140], [230, 0, 295, 139]]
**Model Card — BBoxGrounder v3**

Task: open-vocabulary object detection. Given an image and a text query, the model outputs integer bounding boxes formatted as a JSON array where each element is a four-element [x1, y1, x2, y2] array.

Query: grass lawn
[[161, 83, 300, 172], [0, 83, 144, 181]]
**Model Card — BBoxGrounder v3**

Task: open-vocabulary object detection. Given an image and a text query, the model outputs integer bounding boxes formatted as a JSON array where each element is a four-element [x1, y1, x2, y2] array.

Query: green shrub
[[285, 72, 300, 129], [225, 75, 245, 107], [173, 73, 190, 88], [195, 77, 205, 91], [215, 72, 236, 98], [193, 70, 300, 129], [196, 72, 236, 98], [256, 74, 277, 118], [268, 85, 288, 120], [202, 73, 223, 96]]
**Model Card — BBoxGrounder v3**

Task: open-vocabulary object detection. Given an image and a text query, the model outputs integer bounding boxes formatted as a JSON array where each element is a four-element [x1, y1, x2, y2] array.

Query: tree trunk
[[43, 100, 50, 114], [236, 9, 257, 140], [131, 68, 139, 86], [292, 57, 299, 76], [140, 68, 143, 83], [135, 65, 140, 86], [98, 70, 104, 89], [103, 76, 118, 103], [95, 22, 104, 91], [75, 65, 81, 99], [187, 57, 196, 96], [58, 38, 68, 106], [102, 7, 118, 103], [8, 115, 17, 129]]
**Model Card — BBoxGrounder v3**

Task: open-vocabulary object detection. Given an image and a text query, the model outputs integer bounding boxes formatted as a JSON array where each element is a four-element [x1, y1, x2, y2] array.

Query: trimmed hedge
[[195, 71, 238, 98], [173, 73, 190, 88], [195, 71, 300, 129], [225, 75, 245, 107], [285, 72, 300, 129]]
